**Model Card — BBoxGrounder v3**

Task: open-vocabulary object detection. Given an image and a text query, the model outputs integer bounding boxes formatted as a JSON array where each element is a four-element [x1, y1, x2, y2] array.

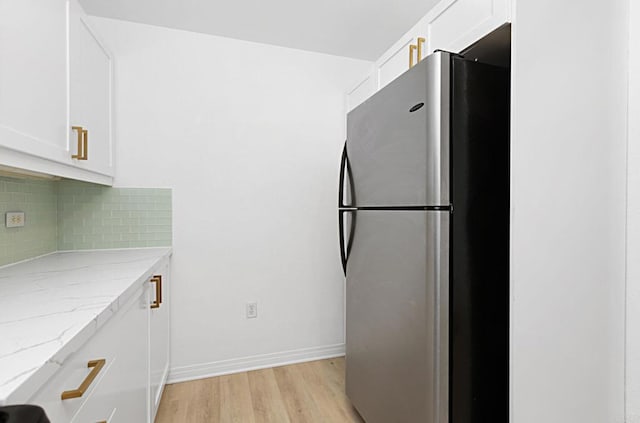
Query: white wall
[[89, 17, 371, 380], [510, 0, 628, 422], [628, 0, 640, 420]]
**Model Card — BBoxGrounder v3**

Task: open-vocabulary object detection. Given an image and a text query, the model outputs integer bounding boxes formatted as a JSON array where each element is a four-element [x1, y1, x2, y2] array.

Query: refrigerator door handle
[[339, 141, 347, 208], [338, 209, 357, 276], [339, 141, 356, 208], [339, 210, 347, 275], [338, 140, 356, 275]]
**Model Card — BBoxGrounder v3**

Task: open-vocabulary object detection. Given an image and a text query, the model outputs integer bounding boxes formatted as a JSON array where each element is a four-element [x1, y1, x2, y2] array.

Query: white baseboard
[[167, 343, 345, 384]]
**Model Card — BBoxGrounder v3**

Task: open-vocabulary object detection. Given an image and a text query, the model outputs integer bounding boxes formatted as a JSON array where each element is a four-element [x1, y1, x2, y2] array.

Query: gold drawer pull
[[61, 359, 106, 400], [150, 275, 162, 309]]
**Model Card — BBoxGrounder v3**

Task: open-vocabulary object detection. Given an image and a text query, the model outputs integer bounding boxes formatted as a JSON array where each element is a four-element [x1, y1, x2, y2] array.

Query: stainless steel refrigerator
[[338, 51, 509, 423]]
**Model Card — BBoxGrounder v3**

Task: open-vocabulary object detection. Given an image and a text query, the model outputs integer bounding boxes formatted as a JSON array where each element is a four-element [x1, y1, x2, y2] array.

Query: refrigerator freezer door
[[345, 210, 449, 423], [346, 52, 450, 208]]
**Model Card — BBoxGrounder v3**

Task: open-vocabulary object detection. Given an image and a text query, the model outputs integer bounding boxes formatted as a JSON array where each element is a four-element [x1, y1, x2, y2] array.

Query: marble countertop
[[0, 247, 172, 405]]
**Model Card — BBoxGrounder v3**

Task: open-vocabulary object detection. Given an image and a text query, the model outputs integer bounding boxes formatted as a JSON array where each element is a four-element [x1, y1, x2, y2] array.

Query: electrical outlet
[[246, 302, 258, 319], [5, 212, 25, 228]]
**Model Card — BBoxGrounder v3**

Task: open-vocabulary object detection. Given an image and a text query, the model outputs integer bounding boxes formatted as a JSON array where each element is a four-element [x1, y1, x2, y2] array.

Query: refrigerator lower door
[[345, 210, 449, 423]]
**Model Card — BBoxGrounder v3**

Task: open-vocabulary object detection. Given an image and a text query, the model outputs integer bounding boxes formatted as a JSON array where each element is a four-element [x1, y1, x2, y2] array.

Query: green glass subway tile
[[110, 241, 130, 248], [0, 178, 57, 265], [72, 241, 93, 249], [109, 210, 128, 218], [153, 232, 171, 241], [102, 233, 121, 242], [112, 225, 131, 234], [55, 181, 172, 251], [128, 210, 148, 218], [91, 226, 112, 235], [101, 203, 119, 211], [120, 233, 140, 242], [149, 218, 171, 225], [139, 233, 156, 241], [102, 217, 122, 226], [9, 192, 26, 202], [5, 182, 23, 192], [147, 210, 170, 218]]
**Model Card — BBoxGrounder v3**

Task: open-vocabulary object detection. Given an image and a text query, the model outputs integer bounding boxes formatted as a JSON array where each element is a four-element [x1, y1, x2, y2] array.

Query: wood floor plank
[[247, 368, 291, 423], [316, 358, 364, 422], [298, 360, 358, 422], [156, 358, 361, 423], [219, 372, 256, 423], [155, 381, 190, 423], [185, 377, 221, 422], [272, 362, 324, 423]]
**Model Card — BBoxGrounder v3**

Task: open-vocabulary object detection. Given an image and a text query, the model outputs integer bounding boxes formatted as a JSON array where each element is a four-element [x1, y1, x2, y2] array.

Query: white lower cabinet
[[70, 287, 149, 423], [29, 258, 171, 423], [149, 263, 170, 422]]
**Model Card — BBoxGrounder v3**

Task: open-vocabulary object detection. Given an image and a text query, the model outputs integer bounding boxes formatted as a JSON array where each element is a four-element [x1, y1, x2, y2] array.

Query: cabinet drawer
[[29, 285, 147, 422], [28, 346, 116, 422], [73, 289, 149, 423], [70, 356, 118, 423]]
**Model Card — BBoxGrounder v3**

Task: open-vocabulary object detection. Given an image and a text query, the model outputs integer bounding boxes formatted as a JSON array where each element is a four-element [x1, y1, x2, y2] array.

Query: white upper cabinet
[[347, 0, 510, 111], [427, 0, 510, 54], [377, 32, 427, 90], [69, 0, 114, 177], [0, 0, 69, 163], [346, 69, 377, 113], [0, 0, 114, 184]]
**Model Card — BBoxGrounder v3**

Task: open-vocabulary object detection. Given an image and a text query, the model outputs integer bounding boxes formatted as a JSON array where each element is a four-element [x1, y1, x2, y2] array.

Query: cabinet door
[[149, 262, 170, 422], [427, 0, 510, 54], [30, 285, 149, 423], [377, 35, 419, 90], [69, 0, 114, 176], [346, 70, 377, 112], [70, 286, 150, 423], [0, 0, 70, 163]]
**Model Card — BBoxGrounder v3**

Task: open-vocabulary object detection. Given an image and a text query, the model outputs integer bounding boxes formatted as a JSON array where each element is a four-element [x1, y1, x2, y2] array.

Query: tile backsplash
[[0, 177, 172, 267], [0, 177, 58, 267], [58, 180, 172, 250]]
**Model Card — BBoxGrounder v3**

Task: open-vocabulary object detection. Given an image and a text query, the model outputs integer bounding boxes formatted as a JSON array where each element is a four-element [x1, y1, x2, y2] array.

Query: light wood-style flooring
[[155, 357, 364, 423]]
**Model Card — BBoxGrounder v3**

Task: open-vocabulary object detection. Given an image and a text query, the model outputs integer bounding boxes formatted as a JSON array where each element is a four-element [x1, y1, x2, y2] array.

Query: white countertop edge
[[0, 247, 173, 406]]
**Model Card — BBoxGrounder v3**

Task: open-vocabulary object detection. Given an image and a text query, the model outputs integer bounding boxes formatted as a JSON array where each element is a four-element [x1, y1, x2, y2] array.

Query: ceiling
[[79, 0, 440, 60]]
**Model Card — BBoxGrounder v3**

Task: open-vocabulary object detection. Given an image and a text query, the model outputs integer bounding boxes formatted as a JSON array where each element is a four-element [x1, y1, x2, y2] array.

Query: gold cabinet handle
[[409, 44, 417, 68], [71, 126, 83, 159], [71, 126, 88, 160], [82, 129, 88, 160], [150, 275, 162, 309], [417, 37, 426, 62], [61, 359, 106, 400]]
